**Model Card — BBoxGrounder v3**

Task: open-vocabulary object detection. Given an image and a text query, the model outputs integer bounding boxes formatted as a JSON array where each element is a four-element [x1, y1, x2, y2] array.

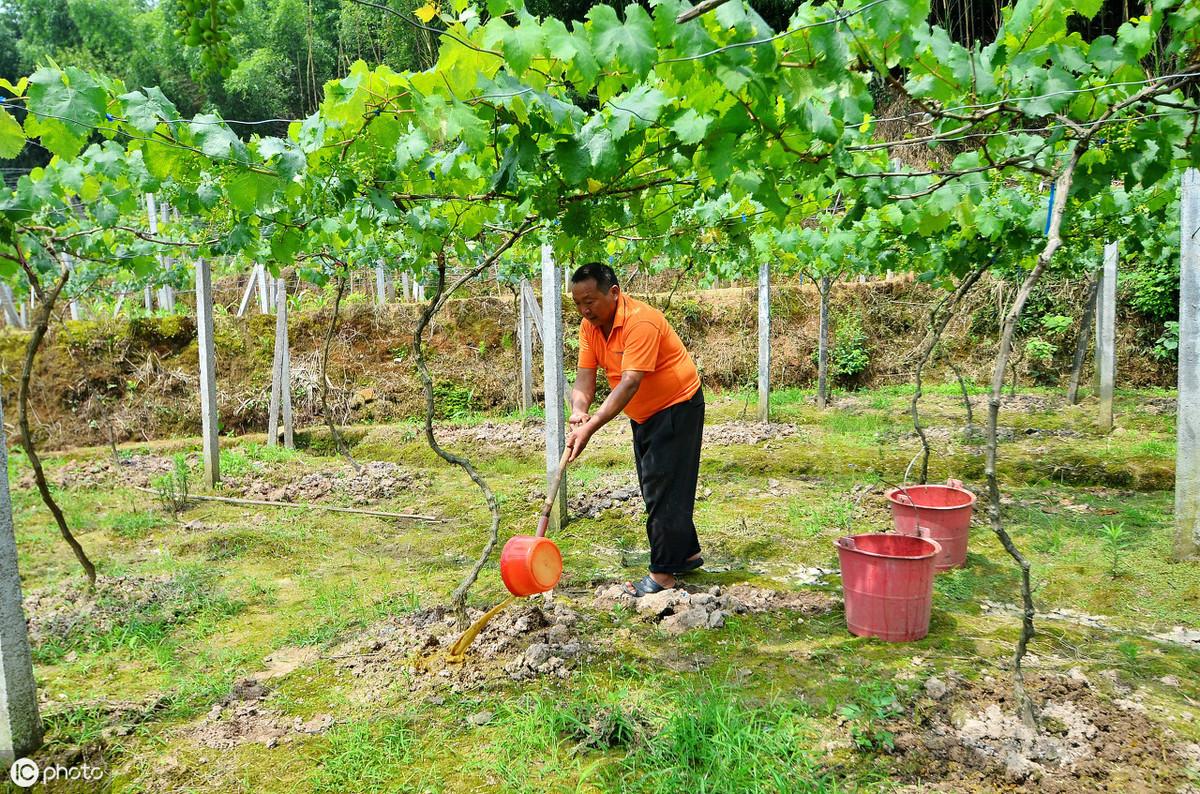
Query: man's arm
[[569, 367, 597, 429], [566, 370, 644, 461]]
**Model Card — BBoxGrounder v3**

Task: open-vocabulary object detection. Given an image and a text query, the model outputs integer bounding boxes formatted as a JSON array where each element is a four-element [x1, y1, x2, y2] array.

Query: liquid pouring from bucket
[[447, 446, 571, 659]]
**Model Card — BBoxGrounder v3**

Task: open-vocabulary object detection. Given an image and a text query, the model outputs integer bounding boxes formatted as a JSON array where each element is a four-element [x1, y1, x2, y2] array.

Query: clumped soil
[[891, 670, 1191, 792], [23, 453, 179, 490], [24, 574, 198, 650], [594, 583, 837, 635], [187, 677, 333, 750], [331, 598, 589, 700], [227, 461, 429, 505]]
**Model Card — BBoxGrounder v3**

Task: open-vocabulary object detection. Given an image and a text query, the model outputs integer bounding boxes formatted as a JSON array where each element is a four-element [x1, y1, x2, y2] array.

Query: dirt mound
[[594, 583, 835, 634], [435, 421, 546, 448], [332, 598, 586, 698], [530, 477, 644, 519], [229, 462, 427, 505], [25, 574, 174, 649], [891, 670, 1188, 791], [187, 677, 333, 750], [25, 454, 177, 490], [703, 422, 801, 446]]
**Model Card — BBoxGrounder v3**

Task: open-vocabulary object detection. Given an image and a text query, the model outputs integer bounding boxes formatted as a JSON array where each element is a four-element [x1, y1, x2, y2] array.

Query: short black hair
[[570, 262, 619, 292]]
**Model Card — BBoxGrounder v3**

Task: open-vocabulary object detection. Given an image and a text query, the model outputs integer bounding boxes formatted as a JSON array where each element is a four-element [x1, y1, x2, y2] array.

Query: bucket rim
[[885, 485, 977, 510], [835, 533, 943, 561]]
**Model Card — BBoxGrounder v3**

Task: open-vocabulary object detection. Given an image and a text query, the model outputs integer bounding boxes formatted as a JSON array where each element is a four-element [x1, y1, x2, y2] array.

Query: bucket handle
[[888, 450, 965, 532]]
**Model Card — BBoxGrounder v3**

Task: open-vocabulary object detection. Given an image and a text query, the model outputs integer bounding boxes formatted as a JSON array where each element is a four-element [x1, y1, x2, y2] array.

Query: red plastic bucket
[[885, 481, 975, 571], [500, 535, 562, 597], [835, 533, 941, 642]]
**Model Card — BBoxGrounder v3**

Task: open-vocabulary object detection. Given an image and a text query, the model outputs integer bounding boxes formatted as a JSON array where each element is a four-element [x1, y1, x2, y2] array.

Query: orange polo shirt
[[578, 293, 701, 424]]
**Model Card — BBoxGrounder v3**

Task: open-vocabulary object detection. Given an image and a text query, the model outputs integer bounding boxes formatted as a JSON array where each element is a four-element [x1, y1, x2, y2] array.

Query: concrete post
[[374, 260, 387, 306], [757, 260, 770, 422], [1175, 169, 1200, 560], [194, 258, 220, 487], [145, 194, 159, 312], [519, 277, 534, 412], [267, 274, 283, 447], [236, 266, 257, 318], [541, 245, 568, 531], [0, 397, 41, 766], [0, 285, 21, 328], [1098, 242, 1118, 432], [278, 277, 294, 449], [159, 204, 175, 312], [257, 264, 271, 315]]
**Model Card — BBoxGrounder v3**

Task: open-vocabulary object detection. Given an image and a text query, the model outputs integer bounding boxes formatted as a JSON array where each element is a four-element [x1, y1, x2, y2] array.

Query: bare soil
[[891, 670, 1190, 792]]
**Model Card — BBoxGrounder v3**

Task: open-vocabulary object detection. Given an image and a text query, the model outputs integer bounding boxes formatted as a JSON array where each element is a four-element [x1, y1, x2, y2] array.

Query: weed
[[838, 681, 902, 752], [241, 441, 299, 464], [31, 567, 244, 666], [933, 568, 977, 604], [1031, 526, 1065, 555], [1099, 521, 1130, 577], [434, 381, 475, 420], [829, 312, 871, 383], [153, 453, 191, 513], [219, 448, 255, 477], [1116, 640, 1140, 666]]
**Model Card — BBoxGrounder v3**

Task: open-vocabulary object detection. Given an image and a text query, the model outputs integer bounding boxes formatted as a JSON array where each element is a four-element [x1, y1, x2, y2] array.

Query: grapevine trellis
[[0, 0, 1195, 754]]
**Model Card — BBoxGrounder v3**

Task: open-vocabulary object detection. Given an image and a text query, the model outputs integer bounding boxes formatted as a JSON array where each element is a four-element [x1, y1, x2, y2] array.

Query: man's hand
[[566, 423, 594, 462], [568, 409, 591, 429]]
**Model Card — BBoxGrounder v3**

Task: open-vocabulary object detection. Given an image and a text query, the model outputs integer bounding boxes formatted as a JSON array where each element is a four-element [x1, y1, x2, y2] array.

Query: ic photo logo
[[9, 758, 38, 787], [8, 758, 105, 787]]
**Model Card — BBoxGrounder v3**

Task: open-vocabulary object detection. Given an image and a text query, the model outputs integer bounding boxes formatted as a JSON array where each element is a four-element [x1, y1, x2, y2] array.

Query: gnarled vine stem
[[910, 261, 989, 483], [412, 224, 532, 627], [15, 249, 96, 586], [320, 269, 360, 471]]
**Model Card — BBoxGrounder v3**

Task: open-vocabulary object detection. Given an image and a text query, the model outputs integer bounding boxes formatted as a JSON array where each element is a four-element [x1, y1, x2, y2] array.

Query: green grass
[[605, 685, 843, 793], [309, 718, 415, 793], [98, 511, 168, 539], [30, 565, 245, 666], [9, 385, 1199, 793]]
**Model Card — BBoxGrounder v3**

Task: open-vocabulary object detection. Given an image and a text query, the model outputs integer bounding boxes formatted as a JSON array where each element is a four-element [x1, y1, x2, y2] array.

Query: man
[[563, 263, 705, 597]]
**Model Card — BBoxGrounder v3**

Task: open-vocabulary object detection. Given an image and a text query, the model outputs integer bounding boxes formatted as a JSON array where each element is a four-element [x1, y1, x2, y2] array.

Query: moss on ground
[[9, 386, 1199, 792]]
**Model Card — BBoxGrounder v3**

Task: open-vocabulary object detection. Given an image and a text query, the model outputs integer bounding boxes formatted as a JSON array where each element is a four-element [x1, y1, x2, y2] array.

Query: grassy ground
[[10, 384, 1200, 792]]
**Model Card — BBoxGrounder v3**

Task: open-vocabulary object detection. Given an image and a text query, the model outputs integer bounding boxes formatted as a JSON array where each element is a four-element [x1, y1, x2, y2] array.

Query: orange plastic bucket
[[500, 535, 562, 597], [501, 446, 570, 597], [835, 533, 941, 642], [885, 480, 975, 572]]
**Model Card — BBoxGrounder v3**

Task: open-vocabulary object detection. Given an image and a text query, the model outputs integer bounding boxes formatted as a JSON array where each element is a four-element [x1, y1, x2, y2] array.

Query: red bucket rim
[[885, 485, 976, 510], [835, 533, 942, 561]]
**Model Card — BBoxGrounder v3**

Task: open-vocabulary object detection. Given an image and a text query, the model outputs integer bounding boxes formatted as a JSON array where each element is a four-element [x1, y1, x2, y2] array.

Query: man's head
[[570, 262, 620, 328]]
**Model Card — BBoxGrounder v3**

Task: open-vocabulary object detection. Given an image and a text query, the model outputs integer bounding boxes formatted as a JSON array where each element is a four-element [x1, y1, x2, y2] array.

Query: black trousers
[[630, 387, 704, 574]]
